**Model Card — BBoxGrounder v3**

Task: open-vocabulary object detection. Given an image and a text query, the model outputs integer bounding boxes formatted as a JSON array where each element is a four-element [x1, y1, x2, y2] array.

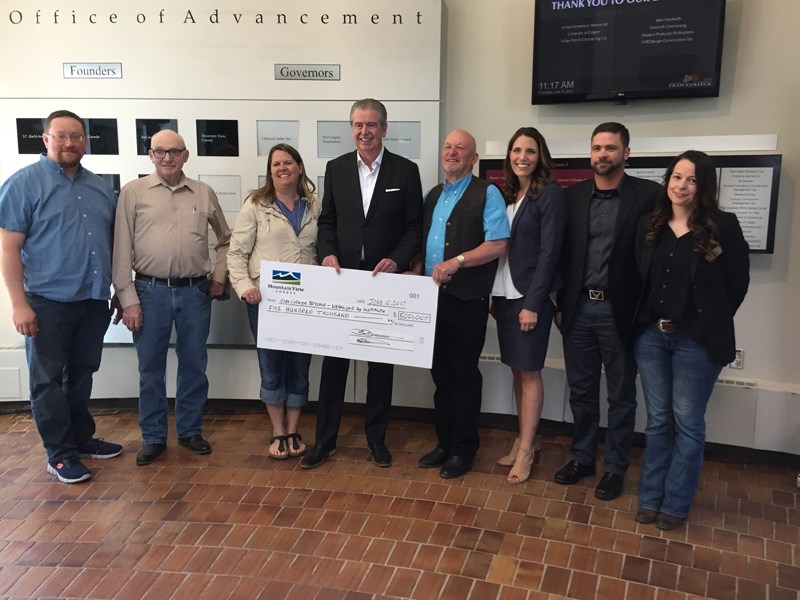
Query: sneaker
[[47, 459, 92, 483], [77, 438, 123, 459]]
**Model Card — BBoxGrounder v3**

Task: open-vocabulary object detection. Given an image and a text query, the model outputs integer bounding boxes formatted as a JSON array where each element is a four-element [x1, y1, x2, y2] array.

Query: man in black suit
[[301, 98, 423, 470], [554, 122, 661, 500]]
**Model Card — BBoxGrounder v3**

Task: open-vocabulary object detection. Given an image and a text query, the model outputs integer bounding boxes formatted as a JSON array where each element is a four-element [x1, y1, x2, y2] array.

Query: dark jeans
[[25, 294, 111, 464], [562, 296, 637, 474], [315, 356, 394, 450], [430, 291, 490, 461]]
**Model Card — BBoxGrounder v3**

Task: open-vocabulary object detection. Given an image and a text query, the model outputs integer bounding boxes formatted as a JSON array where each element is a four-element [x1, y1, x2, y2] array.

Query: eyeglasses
[[47, 133, 86, 143], [150, 148, 186, 159]]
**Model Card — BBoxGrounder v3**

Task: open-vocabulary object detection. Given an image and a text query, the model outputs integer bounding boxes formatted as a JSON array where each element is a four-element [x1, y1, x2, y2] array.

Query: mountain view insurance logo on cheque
[[271, 269, 302, 285]]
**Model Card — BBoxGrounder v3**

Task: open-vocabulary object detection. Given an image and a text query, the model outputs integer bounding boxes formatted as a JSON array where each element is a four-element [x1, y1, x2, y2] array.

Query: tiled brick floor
[[0, 410, 798, 599]]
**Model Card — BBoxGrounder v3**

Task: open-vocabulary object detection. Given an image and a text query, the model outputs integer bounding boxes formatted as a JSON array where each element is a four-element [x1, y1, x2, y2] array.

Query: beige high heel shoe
[[508, 447, 535, 484], [498, 435, 543, 466], [497, 437, 520, 466]]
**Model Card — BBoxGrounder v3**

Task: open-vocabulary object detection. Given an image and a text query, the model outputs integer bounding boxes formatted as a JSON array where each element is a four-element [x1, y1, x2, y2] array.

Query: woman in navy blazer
[[492, 127, 566, 483], [633, 150, 749, 530]]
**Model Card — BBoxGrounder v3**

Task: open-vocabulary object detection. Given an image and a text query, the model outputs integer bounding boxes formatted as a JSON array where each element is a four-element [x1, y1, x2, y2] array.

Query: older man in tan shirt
[[113, 129, 231, 466]]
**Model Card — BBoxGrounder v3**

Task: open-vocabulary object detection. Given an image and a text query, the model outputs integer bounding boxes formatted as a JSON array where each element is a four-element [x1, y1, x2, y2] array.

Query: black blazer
[[316, 148, 423, 271], [507, 182, 567, 313], [558, 174, 661, 342], [635, 210, 750, 365]]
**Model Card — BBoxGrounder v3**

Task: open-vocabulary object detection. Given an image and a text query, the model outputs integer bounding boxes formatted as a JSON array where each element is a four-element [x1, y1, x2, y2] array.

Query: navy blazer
[[507, 182, 567, 313], [558, 173, 661, 342], [316, 148, 423, 271], [635, 210, 750, 365]]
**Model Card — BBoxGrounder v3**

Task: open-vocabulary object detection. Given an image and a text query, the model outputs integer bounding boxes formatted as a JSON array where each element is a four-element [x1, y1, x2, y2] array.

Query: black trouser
[[430, 291, 490, 461], [314, 356, 394, 450]]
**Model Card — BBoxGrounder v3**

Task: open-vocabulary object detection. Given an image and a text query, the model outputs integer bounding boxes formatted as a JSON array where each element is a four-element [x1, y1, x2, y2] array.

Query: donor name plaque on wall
[[63, 62, 122, 79], [274, 64, 340, 81]]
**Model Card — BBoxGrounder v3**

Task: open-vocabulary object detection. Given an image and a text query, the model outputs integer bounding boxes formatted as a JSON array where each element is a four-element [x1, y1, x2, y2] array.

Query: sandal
[[507, 448, 535, 484], [268, 435, 289, 460], [286, 433, 307, 458]]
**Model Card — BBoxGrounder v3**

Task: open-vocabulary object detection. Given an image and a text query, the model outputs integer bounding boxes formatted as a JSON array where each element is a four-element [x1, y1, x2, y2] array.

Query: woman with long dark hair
[[228, 144, 320, 460], [633, 150, 749, 529], [492, 127, 566, 483]]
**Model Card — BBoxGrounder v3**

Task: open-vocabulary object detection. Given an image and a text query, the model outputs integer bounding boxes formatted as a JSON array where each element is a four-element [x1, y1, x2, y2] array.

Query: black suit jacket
[[508, 182, 567, 313], [316, 148, 423, 271], [558, 173, 661, 342], [635, 210, 750, 365]]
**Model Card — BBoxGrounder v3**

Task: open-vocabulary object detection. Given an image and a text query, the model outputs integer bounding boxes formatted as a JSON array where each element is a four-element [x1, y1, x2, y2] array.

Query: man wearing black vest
[[555, 122, 660, 500], [414, 129, 510, 479]]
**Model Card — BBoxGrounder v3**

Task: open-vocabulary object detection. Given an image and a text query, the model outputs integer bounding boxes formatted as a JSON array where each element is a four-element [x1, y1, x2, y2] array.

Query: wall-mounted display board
[[479, 155, 782, 254], [196, 119, 239, 157], [16, 118, 45, 154], [135, 119, 179, 155], [198, 175, 242, 211], [0, 0, 442, 348], [1, 0, 441, 102], [532, 0, 725, 104], [15, 117, 120, 155], [257, 121, 300, 156], [84, 119, 119, 155], [96, 174, 121, 199]]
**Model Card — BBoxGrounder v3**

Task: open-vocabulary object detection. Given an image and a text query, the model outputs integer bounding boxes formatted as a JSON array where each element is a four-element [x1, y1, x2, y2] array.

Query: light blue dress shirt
[[0, 155, 116, 301], [424, 174, 509, 276]]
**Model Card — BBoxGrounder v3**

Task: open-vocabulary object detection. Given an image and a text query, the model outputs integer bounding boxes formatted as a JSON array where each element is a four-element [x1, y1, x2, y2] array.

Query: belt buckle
[[166, 277, 180, 288], [588, 289, 605, 301], [657, 318, 672, 333]]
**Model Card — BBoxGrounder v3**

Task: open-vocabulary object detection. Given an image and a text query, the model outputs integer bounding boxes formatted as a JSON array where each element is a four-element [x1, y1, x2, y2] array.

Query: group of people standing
[[0, 101, 749, 531], [0, 111, 234, 482]]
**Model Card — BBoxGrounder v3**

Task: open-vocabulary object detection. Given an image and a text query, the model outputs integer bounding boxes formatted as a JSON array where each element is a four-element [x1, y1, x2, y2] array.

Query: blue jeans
[[246, 303, 310, 408], [562, 296, 638, 474], [25, 294, 111, 463], [634, 326, 722, 518], [133, 278, 211, 444]]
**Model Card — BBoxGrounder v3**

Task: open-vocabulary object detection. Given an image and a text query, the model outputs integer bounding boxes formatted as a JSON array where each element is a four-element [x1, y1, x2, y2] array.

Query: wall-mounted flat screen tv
[[532, 0, 726, 105]]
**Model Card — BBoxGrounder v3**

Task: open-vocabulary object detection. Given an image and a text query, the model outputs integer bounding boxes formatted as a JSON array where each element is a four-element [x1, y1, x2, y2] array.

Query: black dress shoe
[[554, 460, 596, 485], [178, 434, 212, 455], [368, 443, 392, 467], [136, 443, 166, 466], [439, 455, 472, 479], [635, 508, 659, 524], [300, 444, 336, 469], [655, 513, 686, 530], [595, 472, 625, 500], [418, 447, 449, 468]]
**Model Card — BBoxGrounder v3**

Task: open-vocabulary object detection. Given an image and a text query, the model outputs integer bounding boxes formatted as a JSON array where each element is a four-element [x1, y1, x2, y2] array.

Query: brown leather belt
[[135, 273, 206, 288], [656, 318, 681, 334]]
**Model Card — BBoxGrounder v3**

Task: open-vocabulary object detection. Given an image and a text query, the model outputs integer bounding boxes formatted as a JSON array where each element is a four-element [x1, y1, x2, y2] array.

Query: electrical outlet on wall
[[729, 349, 744, 369]]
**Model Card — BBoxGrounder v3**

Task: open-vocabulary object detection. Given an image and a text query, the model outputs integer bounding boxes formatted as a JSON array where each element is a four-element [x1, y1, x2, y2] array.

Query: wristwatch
[[455, 254, 466, 267]]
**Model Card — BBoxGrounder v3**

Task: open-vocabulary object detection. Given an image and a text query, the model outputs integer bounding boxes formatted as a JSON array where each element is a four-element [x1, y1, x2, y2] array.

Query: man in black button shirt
[[555, 122, 661, 500]]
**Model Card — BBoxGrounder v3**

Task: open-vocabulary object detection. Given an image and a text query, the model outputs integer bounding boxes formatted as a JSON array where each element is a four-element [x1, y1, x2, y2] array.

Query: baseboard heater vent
[[716, 377, 757, 389]]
